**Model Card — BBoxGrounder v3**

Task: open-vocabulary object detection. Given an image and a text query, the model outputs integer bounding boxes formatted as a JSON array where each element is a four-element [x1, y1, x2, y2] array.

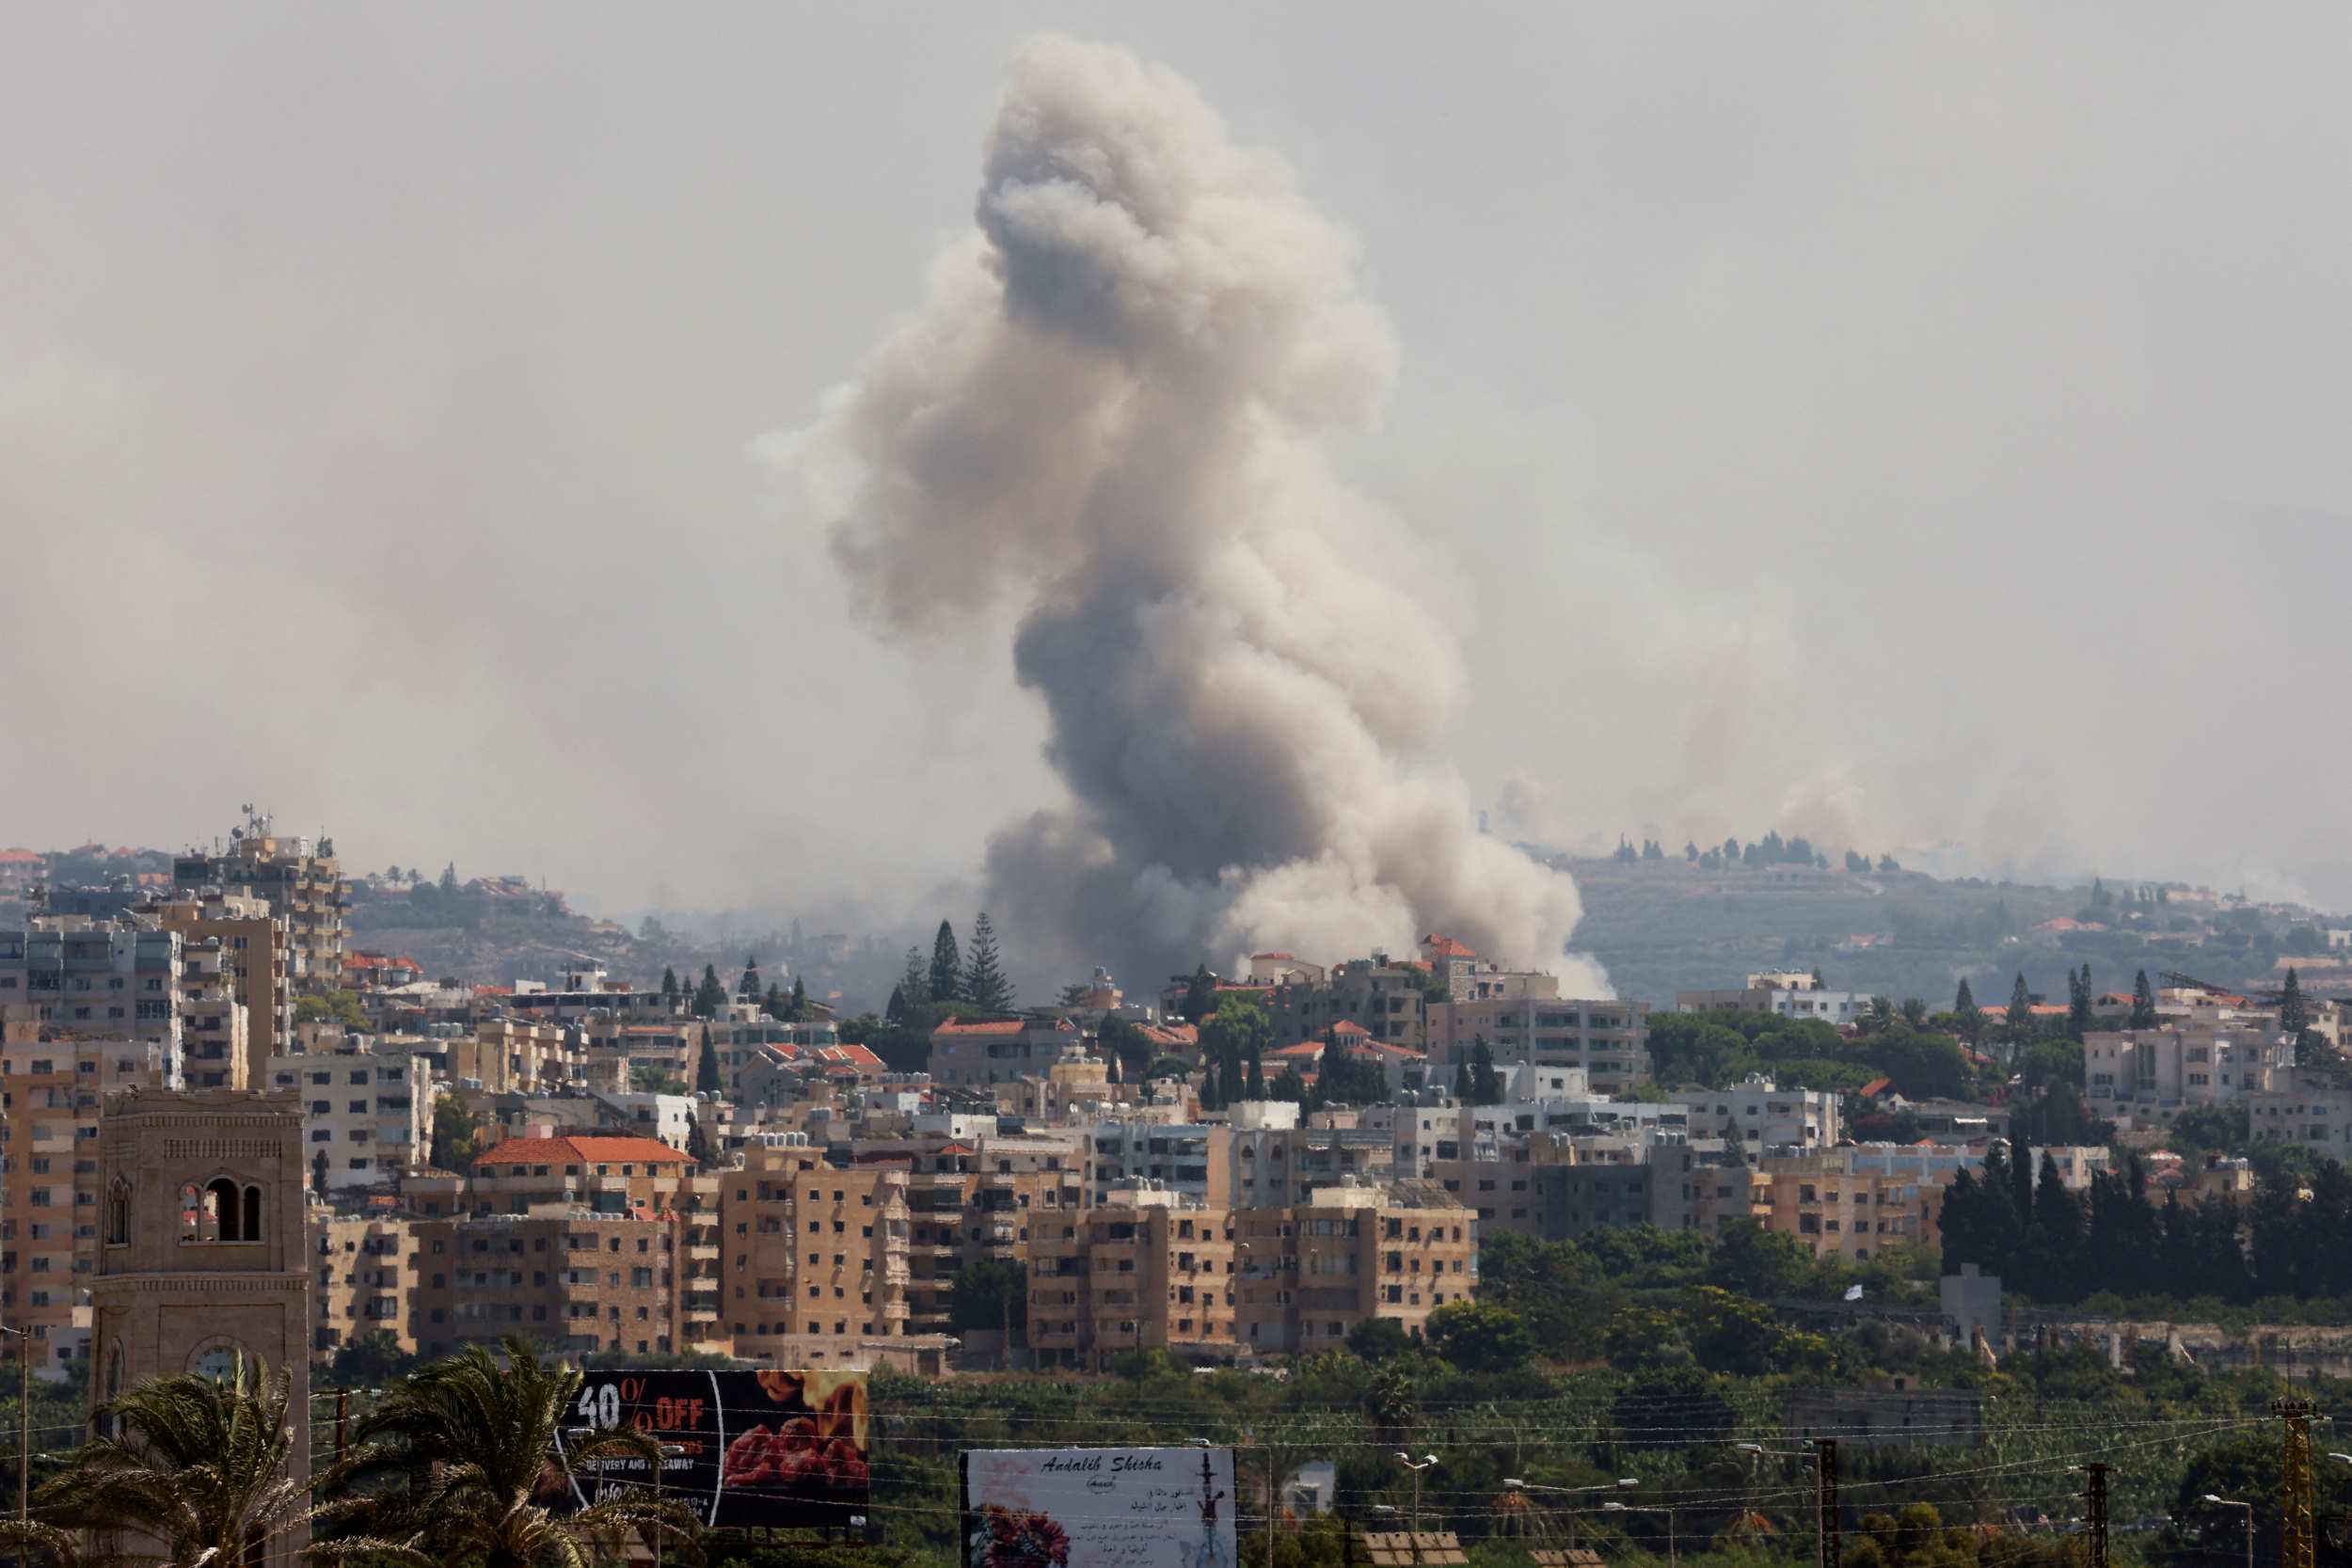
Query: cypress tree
[[2283, 967, 2310, 1037], [691, 964, 727, 1020], [2129, 969, 2158, 1030], [2006, 973, 2033, 1042], [1244, 1052, 1264, 1101], [929, 921, 963, 1006], [2067, 963, 2093, 1041], [1954, 977, 1983, 1046], [686, 1111, 712, 1165], [660, 967, 679, 1002], [789, 975, 810, 1022], [963, 913, 1013, 1013], [696, 1024, 723, 1095], [1453, 1056, 1472, 1100], [739, 957, 762, 1002], [1182, 965, 1216, 1024], [885, 984, 909, 1026]]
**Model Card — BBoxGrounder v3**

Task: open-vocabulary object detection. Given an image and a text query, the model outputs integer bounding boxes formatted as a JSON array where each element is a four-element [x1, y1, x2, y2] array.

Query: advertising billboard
[[547, 1369, 869, 1529], [961, 1448, 1237, 1568]]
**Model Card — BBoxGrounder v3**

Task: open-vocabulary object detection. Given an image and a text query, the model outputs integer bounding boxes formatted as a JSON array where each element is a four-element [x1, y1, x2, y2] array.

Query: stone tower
[[90, 1086, 311, 1555]]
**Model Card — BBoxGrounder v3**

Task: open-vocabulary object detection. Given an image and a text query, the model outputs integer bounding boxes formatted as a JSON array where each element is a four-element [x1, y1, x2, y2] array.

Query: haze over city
[[8, 4, 2351, 942]]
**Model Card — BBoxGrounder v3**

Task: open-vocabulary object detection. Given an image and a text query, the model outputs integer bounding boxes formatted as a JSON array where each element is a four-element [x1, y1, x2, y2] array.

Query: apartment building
[[1671, 1076, 1842, 1152], [1423, 996, 1650, 1098], [1756, 1152, 1930, 1262], [0, 923, 186, 1071], [1232, 1179, 1474, 1355], [719, 1139, 912, 1362], [262, 1040, 432, 1191], [884, 1132, 1086, 1338], [2244, 1078, 2352, 1157], [146, 892, 287, 1082], [2083, 1027, 2296, 1124], [1267, 958, 1436, 1053], [1676, 973, 1869, 1027], [1027, 1186, 1238, 1370], [926, 1016, 1085, 1087], [309, 1212, 417, 1355], [176, 935, 252, 1089], [0, 1021, 174, 1376], [1418, 934, 1557, 1004], [172, 816, 344, 993], [404, 1132, 723, 1359]]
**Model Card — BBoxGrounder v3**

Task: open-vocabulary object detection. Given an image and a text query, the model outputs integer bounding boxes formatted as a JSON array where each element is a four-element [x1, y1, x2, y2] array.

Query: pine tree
[[929, 921, 963, 1006], [696, 1024, 723, 1095], [885, 983, 909, 1026], [788, 975, 810, 1022], [899, 947, 929, 1010], [2283, 967, 2310, 1037], [2130, 969, 2158, 1030], [1470, 1037, 1502, 1105], [312, 1148, 329, 1195], [660, 967, 679, 1002], [1182, 965, 1216, 1024], [1954, 977, 1983, 1045], [763, 984, 786, 1021], [439, 862, 458, 894], [691, 964, 727, 1020], [1453, 1056, 1472, 1100], [2067, 964, 2093, 1041], [686, 1111, 712, 1165], [739, 957, 762, 1002], [2006, 973, 2033, 1042], [963, 913, 1013, 1013]]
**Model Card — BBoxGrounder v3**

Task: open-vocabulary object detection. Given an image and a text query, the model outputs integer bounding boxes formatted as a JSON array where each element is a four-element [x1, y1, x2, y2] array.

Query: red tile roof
[[1858, 1077, 1894, 1098], [1422, 934, 1476, 959], [931, 1017, 1028, 1037], [474, 1134, 688, 1168]]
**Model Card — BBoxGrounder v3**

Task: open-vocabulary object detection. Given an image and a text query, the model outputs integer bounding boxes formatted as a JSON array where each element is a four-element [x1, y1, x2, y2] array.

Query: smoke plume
[[786, 36, 1604, 992]]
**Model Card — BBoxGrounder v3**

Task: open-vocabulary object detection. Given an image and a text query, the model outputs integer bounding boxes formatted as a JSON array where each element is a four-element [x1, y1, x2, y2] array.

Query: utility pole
[[2281, 1399, 2317, 1568], [1815, 1439, 1839, 1568], [335, 1387, 350, 1464], [4, 1323, 29, 1538], [2080, 1463, 2109, 1568]]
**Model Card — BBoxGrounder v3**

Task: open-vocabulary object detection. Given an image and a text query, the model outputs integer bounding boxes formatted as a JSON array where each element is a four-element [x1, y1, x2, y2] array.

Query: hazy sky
[[7, 4, 2350, 936]]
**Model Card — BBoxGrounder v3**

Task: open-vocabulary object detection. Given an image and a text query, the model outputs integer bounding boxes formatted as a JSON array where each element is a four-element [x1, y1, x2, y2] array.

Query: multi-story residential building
[[882, 1131, 1087, 1341], [0, 923, 186, 1074], [1756, 1151, 1931, 1261], [1418, 934, 1557, 1004], [1268, 958, 1437, 1053], [1232, 1179, 1473, 1355], [717, 1139, 911, 1361], [146, 892, 287, 1082], [1676, 974, 1869, 1027], [2244, 1077, 2352, 1158], [926, 1016, 1086, 1088], [175, 934, 251, 1089], [1671, 1076, 1842, 1152], [1027, 1186, 1237, 1370], [1087, 1116, 1232, 1205], [2083, 1026, 2296, 1124], [1423, 996, 1650, 1097], [403, 1132, 723, 1359], [0, 1020, 174, 1376], [309, 1212, 417, 1355], [172, 814, 344, 994], [262, 1040, 432, 1191]]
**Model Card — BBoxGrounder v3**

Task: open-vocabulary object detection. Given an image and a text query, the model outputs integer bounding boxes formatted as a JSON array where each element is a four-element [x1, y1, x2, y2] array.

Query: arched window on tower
[[179, 1182, 208, 1243], [105, 1180, 131, 1246], [206, 1178, 241, 1243], [242, 1184, 262, 1243]]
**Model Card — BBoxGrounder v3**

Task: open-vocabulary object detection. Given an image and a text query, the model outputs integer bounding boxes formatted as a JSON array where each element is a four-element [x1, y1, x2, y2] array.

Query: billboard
[[961, 1448, 1236, 1568], [547, 1369, 869, 1529]]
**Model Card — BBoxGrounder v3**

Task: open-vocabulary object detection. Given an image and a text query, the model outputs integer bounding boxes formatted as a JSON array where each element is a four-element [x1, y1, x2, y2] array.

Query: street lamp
[[1739, 1441, 1836, 1568], [1604, 1501, 1678, 1568], [1394, 1454, 1439, 1533], [2202, 1494, 2254, 1568], [1502, 1479, 1636, 1550]]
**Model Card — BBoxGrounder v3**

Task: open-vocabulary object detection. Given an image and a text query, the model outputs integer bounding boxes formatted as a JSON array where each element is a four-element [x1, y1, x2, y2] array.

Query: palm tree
[[19, 1354, 405, 1567], [353, 1337, 693, 1568]]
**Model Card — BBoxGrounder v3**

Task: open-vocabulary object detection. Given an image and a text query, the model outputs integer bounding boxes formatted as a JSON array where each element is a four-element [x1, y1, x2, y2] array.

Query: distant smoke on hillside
[[782, 36, 1606, 991]]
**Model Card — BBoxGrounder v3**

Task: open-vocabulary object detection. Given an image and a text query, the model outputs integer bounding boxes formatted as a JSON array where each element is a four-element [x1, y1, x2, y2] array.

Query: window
[[104, 1180, 130, 1246]]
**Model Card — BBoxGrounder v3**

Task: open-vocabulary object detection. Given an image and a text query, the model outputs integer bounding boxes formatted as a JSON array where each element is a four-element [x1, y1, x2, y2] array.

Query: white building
[[1670, 1075, 1842, 1152], [264, 1040, 433, 1189], [2082, 1027, 2296, 1125]]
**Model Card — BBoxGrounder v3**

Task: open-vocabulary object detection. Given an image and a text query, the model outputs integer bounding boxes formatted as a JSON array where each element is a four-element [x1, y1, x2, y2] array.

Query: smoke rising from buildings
[[789, 37, 1606, 990]]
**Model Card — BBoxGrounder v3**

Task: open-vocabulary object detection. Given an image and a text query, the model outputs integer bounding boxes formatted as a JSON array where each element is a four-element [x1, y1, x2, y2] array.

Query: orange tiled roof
[[931, 1018, 1027, 1037], [474, 1134, 688, 1168]]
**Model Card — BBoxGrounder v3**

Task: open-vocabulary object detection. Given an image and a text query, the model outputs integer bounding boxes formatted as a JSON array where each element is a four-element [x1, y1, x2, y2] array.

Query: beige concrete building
[[0, 923, 186, 1070], [1027, 1187, 1238, 1370], [1755, 1154, 1931, 1262], [172, 816, 345, 995], [1423, 996, 1650, 1097], [147, 892, 287, 1085], [175, 935, 251, 1090], [926, 1016, 1086, 1088], [0, 1020, 174, 1376], [309, 1211, 417, 1356], [718, 1140, 911, 1361], [1232, 1179, 1474, 1354], [264, 1039, 432, 1192], [1267, 958, 1437, 1053], [90, 1088, 312, 1563]]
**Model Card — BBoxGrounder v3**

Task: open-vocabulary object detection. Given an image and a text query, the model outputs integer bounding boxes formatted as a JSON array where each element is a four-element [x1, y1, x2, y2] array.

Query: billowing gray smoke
[[789, 36, 1606, 992]]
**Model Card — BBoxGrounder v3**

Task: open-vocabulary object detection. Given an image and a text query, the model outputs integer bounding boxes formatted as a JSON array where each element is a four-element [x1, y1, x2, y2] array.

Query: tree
[[25, 1354, 393, 1568], [439, 861, 458, 894], [691, 964, 727, 1020], [696, 1025, 723, 1096], [787, 975, 810, 1022], [928, 921, 963, 1005], [430, 1097, 487, 1172], [962, 913, 1013, 1012], [686, 1110, 712, 1165], [294, 990, 370, 1033], [1345, 1318, 1413, 1363], [1953, 977, 1983, 1046], [2130, 968, 2158, 1030], [1200, 997, 1272, 1103], [1469, 1037, 1503, 1104], [899, 946, 929, 1011], [660, 967, 679, 1003], [1423, 1301, 1534, 1374], [2068, 962, 2093, 1041], [738, 956, 762, 1001], [312, 1148, 330, 1196], [1181, 964, 1216, 1024], [354, 1338, 686, 1568], [2006, 973, 2033, 1043], [1452, 1056, 1472, 1100], [883, 983, 909, 1027], [950, 1258, 1030, 1365], [1706, 1218, 1816, 1298], [2283, 967, 2310, 1037]]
